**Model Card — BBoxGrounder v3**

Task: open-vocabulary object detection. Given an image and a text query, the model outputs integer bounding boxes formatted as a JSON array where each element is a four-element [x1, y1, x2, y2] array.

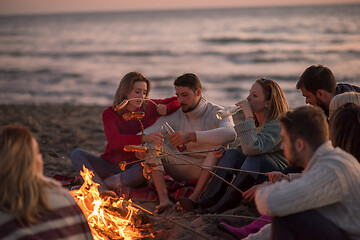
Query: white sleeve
[[142, 113, 178, 135], [255, 165, 343, 217], [195, 117, 236, 145]]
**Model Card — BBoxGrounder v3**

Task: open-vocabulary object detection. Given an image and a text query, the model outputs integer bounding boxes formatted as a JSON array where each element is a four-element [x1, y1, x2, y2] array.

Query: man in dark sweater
[[296, 64, 360, 117]]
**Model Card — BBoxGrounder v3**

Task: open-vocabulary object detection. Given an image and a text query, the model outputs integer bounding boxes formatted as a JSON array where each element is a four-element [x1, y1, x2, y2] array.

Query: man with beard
[[254, 106, 360, 240], [142, 73, 236, 213], [296, 64, 360, 117]]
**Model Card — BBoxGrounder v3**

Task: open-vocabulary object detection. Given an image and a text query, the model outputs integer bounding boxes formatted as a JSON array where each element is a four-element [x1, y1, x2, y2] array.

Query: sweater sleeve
[[234, 120, 281, 155], [152, 97, 180, 115], [255, 164, 344, 217], [102, 109, 142, 150], [195, 117, 236, 145]]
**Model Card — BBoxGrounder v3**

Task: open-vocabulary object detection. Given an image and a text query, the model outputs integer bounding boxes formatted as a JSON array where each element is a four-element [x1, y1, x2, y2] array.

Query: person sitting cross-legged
[[254, 106, 360, 240]]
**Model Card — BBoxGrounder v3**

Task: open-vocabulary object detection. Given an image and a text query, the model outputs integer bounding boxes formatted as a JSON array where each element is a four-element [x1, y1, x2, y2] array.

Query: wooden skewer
[[156, 163, 268, 176], [114, 98, 159, 111], [124, 200, 210, 240], [123, 153, 268, 176], [154, 214, 271, 223]]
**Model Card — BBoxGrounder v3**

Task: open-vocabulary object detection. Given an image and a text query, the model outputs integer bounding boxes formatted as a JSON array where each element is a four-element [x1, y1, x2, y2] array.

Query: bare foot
[[155, 199, 174, 214]]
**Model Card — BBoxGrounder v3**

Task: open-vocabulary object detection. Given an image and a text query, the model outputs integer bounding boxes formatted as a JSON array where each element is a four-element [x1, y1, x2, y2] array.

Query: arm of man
[[255, 164, 344, 217], [195, 117, 236, 145]]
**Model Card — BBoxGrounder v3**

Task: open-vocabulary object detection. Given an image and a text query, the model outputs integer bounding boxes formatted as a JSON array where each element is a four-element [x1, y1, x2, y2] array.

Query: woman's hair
[[330, 103, 360, 162], [0, 125, 51, 226], [256, 77, 289, 127], [113, 72, 151, 111], [329, 92, 360, 116]]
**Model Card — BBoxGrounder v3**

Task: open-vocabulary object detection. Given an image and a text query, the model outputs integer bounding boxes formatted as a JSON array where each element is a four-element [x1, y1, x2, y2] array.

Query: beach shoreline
[[0, 103, 107, 177]]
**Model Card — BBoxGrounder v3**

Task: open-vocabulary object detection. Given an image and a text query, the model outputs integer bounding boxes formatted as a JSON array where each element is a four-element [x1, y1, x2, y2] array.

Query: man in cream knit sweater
[[143, 73, 236, 213], [255, 106, 360, 240]]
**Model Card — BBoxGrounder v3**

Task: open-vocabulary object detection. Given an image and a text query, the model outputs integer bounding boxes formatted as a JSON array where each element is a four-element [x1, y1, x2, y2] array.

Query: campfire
[[70, 166, 152, 240]]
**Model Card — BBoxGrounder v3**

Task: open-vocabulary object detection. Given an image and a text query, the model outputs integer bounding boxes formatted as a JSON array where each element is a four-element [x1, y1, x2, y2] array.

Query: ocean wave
[[202, 37, 303, 44], [226, 55, 312, 64], [0, 68, 84, 84], [0, 50, 177, 58]]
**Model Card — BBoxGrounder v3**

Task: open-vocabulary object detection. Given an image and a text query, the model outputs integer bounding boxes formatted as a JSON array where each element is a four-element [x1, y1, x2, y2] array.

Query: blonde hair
[[329, 92, 360, 116], [256, 77, 289, 127], [0, 125, 51, 226], [113, 72, 151, 113]]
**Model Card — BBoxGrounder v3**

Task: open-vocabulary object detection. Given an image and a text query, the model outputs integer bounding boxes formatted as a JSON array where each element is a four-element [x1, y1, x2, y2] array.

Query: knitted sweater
[[0, 182, 93, 240], [143, 96, 236, 155], [101, 97, 179, 164], [235, 119, 288, 169], [255, 141, 360, 240]]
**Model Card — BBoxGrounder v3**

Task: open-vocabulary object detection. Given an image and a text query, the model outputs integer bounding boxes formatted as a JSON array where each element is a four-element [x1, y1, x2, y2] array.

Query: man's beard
[[315, 97, 329, 116], [288, 144, 303, 167], [181, 99, 200, 113], [181, 104, 196, 113]]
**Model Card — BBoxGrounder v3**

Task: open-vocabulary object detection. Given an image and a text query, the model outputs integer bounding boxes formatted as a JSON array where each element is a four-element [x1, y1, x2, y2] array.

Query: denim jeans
[[219, 148, 285, 182], [70, 148, 146, 190]]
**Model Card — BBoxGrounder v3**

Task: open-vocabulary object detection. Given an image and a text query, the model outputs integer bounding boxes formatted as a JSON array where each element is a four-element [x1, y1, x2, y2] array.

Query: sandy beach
[[0, 103, 260, 239], [0, 104, 107, 177]]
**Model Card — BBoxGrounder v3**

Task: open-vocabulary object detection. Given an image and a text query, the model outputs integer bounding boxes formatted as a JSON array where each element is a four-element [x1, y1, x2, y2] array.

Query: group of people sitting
[[1, 64, 360, 239]]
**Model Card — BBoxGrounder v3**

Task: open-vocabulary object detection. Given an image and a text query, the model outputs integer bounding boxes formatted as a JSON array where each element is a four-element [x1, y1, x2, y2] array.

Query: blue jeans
[[70, 148, 147, 190], [219, 148, 285, 183]]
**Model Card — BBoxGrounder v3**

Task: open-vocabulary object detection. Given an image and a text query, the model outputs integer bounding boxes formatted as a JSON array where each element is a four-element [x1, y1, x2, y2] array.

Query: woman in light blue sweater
[[180, 77, 289, 213]]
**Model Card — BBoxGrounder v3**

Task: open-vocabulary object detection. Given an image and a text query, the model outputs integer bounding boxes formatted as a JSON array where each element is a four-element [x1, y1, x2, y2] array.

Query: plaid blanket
[[116, 175, 196, 202]]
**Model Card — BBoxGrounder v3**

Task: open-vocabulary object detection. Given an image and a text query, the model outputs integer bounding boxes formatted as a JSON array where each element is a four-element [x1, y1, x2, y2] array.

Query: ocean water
[[0, 4, 360, 108]]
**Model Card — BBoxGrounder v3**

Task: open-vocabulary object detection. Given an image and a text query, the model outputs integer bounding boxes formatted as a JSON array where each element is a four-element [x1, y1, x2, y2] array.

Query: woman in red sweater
[[70, 72, 179, 192]]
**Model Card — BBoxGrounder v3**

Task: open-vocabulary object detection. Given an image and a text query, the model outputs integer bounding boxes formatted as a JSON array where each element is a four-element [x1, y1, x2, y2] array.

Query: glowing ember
[[70, 166, 146, 240]]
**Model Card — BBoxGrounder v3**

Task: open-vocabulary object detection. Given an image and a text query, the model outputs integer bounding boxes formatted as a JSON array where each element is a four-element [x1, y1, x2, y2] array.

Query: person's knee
[[241, 156, 261, 171], [221, 149, 241, 165], [121, 173, 147, 188], [224, 148, 239, 158], [70, 148, 86, 166]]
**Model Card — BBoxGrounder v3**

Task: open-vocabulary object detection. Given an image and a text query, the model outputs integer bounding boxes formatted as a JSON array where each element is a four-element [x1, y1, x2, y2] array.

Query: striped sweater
[[255, 141, 360, 240], [0, 184, 93, 240]]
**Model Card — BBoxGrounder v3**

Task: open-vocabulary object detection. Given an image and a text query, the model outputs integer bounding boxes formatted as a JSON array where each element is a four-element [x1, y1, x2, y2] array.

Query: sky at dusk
[[1, 0, 360, 15]]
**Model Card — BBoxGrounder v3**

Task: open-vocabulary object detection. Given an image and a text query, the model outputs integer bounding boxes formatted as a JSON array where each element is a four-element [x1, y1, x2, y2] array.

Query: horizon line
[[0, 1, 359, 17]]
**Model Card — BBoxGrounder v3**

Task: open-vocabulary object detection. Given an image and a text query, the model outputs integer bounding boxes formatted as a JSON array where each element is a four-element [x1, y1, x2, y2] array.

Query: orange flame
[[70, 166, 144, 240]]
